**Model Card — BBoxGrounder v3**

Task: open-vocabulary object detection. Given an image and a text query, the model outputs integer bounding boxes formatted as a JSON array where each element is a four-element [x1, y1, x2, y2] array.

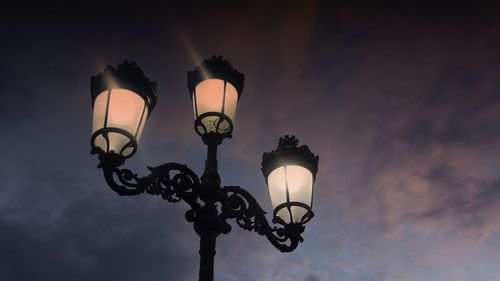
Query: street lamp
[[262, 135, 318, 225], [91, 61, 157, 159], [89, 56, 319, 281], [188, 56, 243, 139]]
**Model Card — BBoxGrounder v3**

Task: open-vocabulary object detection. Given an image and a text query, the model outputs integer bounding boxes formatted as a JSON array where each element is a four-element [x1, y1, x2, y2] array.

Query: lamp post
[[89, 56, 319, 281]]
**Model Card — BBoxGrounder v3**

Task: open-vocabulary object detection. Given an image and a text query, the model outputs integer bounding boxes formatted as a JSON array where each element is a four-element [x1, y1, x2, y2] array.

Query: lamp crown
[[187, 55, 245, 98], [278, 135, 299, 149], [91, 61, 158, 114], [115, 61, 145, 80], [262, 136, 319, 181]]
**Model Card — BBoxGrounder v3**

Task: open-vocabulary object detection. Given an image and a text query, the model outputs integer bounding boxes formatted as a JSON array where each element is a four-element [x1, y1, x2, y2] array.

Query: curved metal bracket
[[92, 149, 146, 195], [93, 150, 202, 215], [145, 163, 202, 214], [219, 185, 305, 253]]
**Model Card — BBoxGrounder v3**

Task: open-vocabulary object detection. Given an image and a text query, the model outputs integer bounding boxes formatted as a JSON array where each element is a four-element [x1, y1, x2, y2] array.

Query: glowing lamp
[[187, 56, 244, 140], [90, 61, 157, 158], [262, 136, 319, 225]]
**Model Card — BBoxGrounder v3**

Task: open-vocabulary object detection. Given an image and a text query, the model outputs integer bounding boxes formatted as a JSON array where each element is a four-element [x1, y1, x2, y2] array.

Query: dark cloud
[[308, 274, 322, 281], [0, 201, 199, 281]]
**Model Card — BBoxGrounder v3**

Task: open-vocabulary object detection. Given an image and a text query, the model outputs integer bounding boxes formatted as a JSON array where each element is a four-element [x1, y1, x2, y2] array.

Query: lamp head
[[187, 56, 244, 140], [262, 135, 319, 225], [90, 61, 157, 158]]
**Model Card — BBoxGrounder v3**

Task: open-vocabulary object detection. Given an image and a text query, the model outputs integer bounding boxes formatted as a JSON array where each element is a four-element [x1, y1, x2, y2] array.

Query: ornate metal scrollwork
[[92, 149, 147, 196], [220, 186, 305, 253], [93, 151, 307, 253], [93, 150, 202, 214], [145, 163, 202, 213]]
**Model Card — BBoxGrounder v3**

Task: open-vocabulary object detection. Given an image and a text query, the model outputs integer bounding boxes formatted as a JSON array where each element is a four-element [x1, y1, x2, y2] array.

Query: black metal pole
[[201, 133, 221, 186], [195, 202, 223, 281], [197, 133, 224, 281], [198, 230, 217, 281], [204, 142, 218, 179]]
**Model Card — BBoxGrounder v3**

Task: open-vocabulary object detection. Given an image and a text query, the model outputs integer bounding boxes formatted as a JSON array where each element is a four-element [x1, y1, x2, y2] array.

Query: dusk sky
[[1, 2, 500, 281]]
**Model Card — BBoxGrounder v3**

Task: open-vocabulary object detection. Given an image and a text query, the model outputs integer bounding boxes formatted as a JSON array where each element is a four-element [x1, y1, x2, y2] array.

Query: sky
[[1, 1, 500, 281]]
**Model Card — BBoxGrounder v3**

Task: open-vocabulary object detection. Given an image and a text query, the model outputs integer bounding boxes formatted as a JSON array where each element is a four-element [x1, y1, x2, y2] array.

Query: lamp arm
[[219, 185, 305, 253], [94, 150, 202, 214], [94, 150, 149, 196], [145, 163, 202, 214]]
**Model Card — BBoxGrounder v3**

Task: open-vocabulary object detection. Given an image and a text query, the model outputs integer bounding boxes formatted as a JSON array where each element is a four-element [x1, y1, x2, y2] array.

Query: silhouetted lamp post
[[89, 56, 319, 281]]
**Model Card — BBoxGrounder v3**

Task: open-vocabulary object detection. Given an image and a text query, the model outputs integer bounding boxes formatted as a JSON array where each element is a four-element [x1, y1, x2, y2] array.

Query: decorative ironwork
[[91, 127, 138, 158], [194, 112, 234, 139], [273, 201, 314, 225], [262, 135, 319, 181], [93, 149, 201, 210], [220, 186, 305, 253], [187, 55, 245, 98], [145, 163, 201, 212], [92, 149, 306, 253]]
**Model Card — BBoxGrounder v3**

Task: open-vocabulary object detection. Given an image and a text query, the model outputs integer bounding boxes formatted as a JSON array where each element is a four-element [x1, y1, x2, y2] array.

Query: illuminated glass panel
[[267, 165, 313, 223], [92, 89, 148, 156], [193, 79, 238, 134]]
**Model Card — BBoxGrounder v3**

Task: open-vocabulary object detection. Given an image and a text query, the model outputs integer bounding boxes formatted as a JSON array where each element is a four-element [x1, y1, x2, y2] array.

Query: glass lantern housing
[[90, 61, 157, 158], [262, 135, 319, 225], [187, 56, 244, 139]]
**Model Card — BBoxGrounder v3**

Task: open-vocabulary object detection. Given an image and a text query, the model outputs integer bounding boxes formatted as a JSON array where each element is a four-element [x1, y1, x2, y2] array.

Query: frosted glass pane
[[276, 208, 291, 224], [197, 116, 231, 134], [223, 82, 238, 122], [93, 134, 107, 151], [122, 146, 134, 157], [268, 167, 287, 210], [286, 165, 313, 223], [291, 206, 307, 224], [135, 105, 148, 141], [107, 89, 147, 137], [107, 132, 130, 155], [267, 165, 313, 224], [193, 79, 238, 133], [286, 165, 313, 207], [195, 79, 224, 116], [92, 91, 109, 133], [92, 89, 148, 155]]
